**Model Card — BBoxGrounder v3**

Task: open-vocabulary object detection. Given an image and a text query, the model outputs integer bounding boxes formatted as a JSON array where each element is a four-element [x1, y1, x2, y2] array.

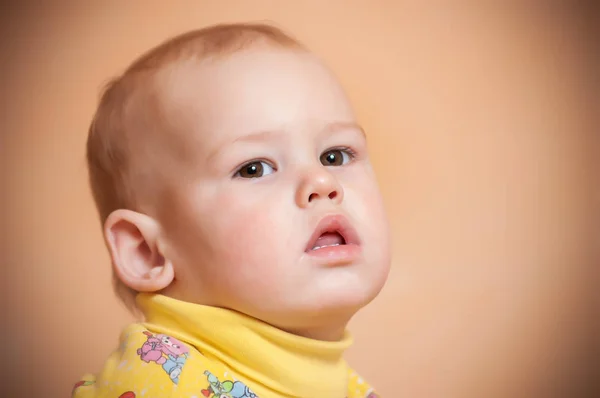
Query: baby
[[74, 22, 390, 398]]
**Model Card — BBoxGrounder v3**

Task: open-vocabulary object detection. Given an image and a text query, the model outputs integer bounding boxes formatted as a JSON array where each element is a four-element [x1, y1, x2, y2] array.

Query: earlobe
[[104, 209, 174, 292]]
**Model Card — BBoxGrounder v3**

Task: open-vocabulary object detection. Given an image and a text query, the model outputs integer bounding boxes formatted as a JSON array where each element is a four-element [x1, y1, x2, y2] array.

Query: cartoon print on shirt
[[71, 380, 135, 398], [201, 370, 258, 398], [136, 331, 189, 384], [72, 380, 95, 395]]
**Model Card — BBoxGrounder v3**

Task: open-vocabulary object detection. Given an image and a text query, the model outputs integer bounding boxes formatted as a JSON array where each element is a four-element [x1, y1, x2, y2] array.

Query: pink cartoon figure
[[137, 331, 189, 384]]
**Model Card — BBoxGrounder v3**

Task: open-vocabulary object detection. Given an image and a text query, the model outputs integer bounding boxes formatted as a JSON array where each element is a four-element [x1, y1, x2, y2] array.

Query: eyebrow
[[231, 128, 282, 144], [208, 121, 366, 161], [322, 121, 366, 139], [236, 121, 365, 142]]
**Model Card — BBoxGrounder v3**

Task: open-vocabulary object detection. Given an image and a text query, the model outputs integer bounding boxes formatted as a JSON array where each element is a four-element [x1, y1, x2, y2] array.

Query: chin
[[308, 279, 384, 317], [327, 262, 389, 304]]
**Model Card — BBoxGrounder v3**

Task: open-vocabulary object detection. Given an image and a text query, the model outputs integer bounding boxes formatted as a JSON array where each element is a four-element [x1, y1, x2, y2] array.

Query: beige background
[[2, 2, 598, 397]]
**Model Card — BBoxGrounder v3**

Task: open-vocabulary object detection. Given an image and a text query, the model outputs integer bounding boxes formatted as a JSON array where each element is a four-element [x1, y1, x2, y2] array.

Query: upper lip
[[305, 214, 361, 252]]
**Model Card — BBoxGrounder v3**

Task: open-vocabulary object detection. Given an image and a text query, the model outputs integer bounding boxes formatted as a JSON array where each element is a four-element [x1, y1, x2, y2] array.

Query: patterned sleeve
[[71, 324, 259, 398], [72, 324, 184, 398]]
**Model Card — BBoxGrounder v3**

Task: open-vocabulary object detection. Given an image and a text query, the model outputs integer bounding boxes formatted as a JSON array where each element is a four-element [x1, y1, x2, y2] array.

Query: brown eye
[[320, 149, 351, 166], [236, 161, 274, 178]]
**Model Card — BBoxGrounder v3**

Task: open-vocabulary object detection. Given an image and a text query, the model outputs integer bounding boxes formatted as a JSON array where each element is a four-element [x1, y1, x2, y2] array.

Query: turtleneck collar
[[137, 293, 353, 397]]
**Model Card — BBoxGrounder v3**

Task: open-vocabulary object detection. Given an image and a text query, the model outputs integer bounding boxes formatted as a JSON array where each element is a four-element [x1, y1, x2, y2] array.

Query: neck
[[283, 314, 350, 342], [288, 326, 346, 341]]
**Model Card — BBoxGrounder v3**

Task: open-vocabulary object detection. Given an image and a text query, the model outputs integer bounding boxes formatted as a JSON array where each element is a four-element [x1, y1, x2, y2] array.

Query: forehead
[[154, 48, 356, 152]]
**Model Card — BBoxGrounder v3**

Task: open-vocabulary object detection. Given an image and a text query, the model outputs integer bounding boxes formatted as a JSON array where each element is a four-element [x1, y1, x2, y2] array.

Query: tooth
[[311, 243, 342, 251]]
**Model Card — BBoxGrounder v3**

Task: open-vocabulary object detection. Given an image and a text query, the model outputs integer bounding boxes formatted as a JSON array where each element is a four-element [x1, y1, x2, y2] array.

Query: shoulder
[[347, 367, 380, 398], [71, 324, 226, 398]]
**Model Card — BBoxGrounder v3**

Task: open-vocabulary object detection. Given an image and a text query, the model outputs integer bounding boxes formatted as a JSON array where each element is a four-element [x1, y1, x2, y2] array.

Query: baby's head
[[87, 23, 390, 340]]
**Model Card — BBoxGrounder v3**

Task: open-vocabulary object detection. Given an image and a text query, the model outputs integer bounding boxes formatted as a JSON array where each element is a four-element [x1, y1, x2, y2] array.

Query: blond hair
[[86, 23, 304, 309]]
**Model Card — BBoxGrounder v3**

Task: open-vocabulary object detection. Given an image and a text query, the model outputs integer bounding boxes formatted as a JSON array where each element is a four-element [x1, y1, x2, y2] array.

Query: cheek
[[343, 170, 387, 225], [200, 190, 293, 280], [343, 171, 390, 254]]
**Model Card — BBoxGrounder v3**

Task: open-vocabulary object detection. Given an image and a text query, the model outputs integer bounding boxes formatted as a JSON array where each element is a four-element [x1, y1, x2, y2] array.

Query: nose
[[296, 168, 344, 208]]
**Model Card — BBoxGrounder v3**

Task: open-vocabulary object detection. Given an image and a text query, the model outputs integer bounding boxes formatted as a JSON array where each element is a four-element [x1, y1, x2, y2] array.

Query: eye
[[320, 148, 353, 166], [235, 161, 275, 179]]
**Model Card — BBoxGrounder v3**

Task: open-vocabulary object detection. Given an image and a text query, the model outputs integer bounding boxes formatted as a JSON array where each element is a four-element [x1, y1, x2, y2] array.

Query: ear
[[104, 209, 174, 292]]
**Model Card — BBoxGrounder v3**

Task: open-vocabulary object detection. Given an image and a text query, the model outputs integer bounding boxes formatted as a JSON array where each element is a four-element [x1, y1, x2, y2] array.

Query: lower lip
[[305, 243, 362, 264]]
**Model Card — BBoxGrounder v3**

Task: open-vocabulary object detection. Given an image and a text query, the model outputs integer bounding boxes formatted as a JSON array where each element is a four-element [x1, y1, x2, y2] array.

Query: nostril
[[328, 191, 337, 200], [308, 193, 317, 202]]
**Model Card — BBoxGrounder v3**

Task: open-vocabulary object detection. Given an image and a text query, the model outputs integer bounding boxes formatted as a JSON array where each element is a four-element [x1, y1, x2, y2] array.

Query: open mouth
[[311, 231, 346, 251], [305, 215, 360, 253]]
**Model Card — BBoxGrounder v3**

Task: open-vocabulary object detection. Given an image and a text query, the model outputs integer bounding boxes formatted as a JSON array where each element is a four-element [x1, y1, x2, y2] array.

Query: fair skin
[[105, 47, 391, 341]]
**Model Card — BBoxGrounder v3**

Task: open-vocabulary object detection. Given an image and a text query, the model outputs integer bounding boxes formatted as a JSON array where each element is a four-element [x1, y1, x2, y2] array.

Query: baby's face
[[148, 48, 390, 334]]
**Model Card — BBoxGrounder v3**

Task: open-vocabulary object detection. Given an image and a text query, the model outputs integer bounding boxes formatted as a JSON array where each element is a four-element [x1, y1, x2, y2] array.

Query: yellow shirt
[[72, 294, 378, 398]]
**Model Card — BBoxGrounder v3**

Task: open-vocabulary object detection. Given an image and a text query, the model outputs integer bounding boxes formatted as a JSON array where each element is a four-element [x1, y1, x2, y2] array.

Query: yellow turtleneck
[[71, 294, 378, 398]]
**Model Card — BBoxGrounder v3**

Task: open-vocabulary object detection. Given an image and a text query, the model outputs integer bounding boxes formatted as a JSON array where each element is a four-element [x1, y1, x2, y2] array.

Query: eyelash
[[233, 158, 276, 175], [332, 146, 357, 160], [233, 146, 358, 177]]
